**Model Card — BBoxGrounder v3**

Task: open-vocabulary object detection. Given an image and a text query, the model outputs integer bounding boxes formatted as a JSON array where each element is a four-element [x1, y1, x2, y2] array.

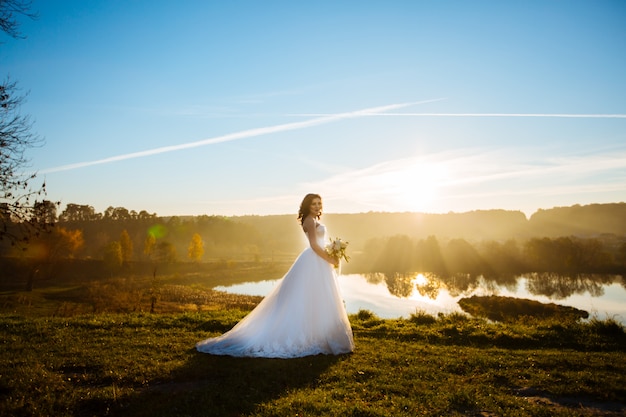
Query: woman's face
[[309, 197, 322, 216]]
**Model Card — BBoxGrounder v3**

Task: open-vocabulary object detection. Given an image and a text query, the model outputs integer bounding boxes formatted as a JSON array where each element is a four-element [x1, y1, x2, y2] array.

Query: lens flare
[[147, 224, 167, 239]]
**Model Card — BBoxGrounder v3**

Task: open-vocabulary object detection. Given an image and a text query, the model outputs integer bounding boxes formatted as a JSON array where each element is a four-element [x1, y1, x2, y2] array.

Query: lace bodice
[[305, 222, 327, 247]]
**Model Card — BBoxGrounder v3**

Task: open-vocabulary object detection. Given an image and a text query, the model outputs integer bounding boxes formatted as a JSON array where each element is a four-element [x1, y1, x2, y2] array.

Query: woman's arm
[[303, 216, 338, 266]]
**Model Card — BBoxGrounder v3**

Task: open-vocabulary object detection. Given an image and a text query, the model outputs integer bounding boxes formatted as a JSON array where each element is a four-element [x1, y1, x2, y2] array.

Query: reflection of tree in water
[[437, 273, 482, 297], [383, 273, 415, 298], [525, 273, 618, 299], [414, 273, 519, 299], [362, 272, 385, 285], [477, 276, 503, 295], [415, 273, 442, 299], [361, 272, 417, 298], [383, 272, 500, 300], [362, 272, 438, 298], [485, 273, 519, 292], [366, 269, 621, 302]]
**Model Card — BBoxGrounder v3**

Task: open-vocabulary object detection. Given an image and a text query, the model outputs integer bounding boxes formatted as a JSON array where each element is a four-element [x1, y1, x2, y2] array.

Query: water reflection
[[525, 272, 612, 299], [370, 272, 623, 301], [215, 272, 626, 323]]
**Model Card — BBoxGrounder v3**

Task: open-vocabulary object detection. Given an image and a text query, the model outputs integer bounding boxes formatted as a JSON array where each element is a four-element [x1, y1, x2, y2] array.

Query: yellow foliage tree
[[188, 233, 204, 262], [32, 227, 84, 260], [143, 233, 156, 259], [119, 229, 133, 264]]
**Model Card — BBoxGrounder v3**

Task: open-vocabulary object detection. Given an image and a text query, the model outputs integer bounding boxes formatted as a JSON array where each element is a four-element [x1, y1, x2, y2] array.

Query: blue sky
[[2, 0, 625, 217]]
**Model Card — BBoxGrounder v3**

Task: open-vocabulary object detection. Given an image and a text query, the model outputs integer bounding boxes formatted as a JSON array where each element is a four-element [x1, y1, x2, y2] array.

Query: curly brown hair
[[297, 193, 322, 225]]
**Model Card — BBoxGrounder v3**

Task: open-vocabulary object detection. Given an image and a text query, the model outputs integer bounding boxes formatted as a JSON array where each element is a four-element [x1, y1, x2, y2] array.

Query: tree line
[[1, 201, 625, 278], [348, 234, 626, 276], [2, 202, 262, 263]]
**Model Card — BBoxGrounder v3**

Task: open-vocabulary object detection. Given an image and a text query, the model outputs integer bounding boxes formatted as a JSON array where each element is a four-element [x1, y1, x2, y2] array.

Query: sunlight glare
[[414, 273, 428, 286], [389, 160, 449, 212]]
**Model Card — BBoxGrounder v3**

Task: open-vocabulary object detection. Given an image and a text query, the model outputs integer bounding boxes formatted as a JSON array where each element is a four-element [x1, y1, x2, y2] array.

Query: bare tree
[[0, 0, 36, 40], [1, 1, 55, 243]]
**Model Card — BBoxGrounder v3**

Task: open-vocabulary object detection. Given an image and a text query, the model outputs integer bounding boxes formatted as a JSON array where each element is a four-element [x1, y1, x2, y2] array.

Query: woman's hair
[[297, 193, 322, 225]]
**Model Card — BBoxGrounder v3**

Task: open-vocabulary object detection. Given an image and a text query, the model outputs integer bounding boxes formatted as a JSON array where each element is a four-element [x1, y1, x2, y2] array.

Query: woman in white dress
[[196, 193, 354, 358]]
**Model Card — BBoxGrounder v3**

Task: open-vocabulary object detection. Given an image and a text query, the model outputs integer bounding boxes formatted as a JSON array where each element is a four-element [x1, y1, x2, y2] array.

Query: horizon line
[[118, 200, 626, 219]]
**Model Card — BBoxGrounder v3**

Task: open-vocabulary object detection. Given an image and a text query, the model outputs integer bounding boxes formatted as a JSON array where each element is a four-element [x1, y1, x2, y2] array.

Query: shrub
[[408, 310, 436, 325]]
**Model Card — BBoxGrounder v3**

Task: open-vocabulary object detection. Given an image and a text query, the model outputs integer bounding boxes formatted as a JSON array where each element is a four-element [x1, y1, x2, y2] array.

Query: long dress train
[[196, 222, 354, 358]]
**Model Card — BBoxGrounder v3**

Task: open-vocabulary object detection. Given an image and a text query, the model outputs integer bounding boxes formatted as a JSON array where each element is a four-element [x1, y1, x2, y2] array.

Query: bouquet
[[325, 237, 350, 268]]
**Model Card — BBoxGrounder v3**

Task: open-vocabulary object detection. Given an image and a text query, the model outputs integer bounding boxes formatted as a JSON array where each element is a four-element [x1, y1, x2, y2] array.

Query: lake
[[215, 272, 626, 324]]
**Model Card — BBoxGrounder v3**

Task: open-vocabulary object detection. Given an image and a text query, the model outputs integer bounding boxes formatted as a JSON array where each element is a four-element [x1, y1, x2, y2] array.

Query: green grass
[[1, 265, 625, 416], [458, 295, 590, 322], [1, 310, 625, 417]]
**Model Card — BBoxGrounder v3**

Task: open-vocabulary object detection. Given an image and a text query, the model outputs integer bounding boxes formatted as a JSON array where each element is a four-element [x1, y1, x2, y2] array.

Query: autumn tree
[[103, 241, 123, 272], [143, 233, 156, 259], [188, 233, 204, 262], [155, 241, 177, 263], [23, 226, 84, 290], [50, 227, 84, 259], [24, 226, 84, 262], [119, 229, 133, 264]]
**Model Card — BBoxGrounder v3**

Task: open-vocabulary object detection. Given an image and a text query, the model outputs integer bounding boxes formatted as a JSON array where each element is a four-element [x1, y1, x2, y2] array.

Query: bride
[[196, 193, 354, 358]]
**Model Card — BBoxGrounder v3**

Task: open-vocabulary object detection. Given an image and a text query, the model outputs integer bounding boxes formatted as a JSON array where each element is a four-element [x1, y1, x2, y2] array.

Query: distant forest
[[1, 202, 625, 280]]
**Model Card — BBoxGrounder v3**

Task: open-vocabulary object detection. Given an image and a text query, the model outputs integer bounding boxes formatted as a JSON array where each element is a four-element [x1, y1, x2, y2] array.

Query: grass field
[[1, 264, 625, 416], [1, 309, 625, 417]]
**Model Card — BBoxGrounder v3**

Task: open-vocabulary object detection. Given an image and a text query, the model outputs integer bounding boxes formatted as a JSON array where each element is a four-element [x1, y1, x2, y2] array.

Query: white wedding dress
[[196, 222, 354, 358]]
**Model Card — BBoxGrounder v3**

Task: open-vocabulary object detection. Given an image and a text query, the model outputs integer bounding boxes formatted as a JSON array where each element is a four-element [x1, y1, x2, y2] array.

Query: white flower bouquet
[[325, 237, 350, 268]]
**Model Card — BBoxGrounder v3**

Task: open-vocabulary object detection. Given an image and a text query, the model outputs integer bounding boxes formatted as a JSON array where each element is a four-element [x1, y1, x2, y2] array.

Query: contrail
[[41, 99, 444, 174], [291, 112, 626, 118]]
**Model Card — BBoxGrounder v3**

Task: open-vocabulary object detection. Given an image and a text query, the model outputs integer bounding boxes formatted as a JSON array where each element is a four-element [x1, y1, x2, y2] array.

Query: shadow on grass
[[77, 349, 343, 417]]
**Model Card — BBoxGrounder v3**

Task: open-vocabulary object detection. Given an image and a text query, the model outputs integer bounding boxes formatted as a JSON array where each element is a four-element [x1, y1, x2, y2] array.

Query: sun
[[388, 160, 449, 212]]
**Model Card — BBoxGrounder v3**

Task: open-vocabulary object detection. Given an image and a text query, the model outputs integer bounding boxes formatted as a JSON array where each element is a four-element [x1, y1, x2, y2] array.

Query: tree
[[617, 241, 626, 271], [104, 206, 131, 221], [137, 210, 157, 221], [1, 1, 54, 243], [59, 203, 101, 222], [33, 200, 57, 224], [188, 233, 204, 262], [119, 229, 133, 264], [103, 241, 123, 272], [373, 235, 415, 273], [143, 233, 156, 259], [51, 227, 84, 259], [0, 0, 36, 39], [443, 238, 486, 275], [23, 226, 83, 290], [155, 241, 177, 263], [417, 235, 447, 275], [23, 225, 83, 262]]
